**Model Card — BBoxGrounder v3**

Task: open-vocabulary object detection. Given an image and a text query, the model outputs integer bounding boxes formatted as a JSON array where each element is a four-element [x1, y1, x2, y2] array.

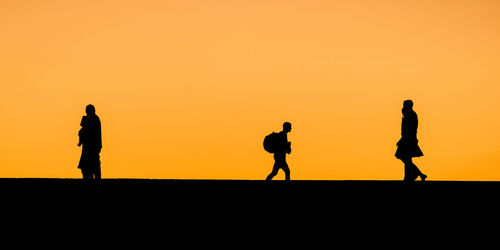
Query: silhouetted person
[[395, 100, 427, 182], [266, 122, 292, 181], [78, 104, 102, 181]]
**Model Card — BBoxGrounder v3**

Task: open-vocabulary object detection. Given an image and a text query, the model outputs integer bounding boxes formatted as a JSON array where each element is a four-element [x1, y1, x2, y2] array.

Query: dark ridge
[[2, 178, 498, 207], [2, 178, 496, 240]]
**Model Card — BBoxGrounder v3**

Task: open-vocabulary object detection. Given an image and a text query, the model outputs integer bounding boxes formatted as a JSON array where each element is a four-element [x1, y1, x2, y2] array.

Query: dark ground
[[1, 178, 499, 243]]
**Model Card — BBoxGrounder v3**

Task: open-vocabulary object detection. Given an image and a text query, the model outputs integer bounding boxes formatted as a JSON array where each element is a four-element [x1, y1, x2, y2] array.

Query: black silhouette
[[77, 104, 102, 180], [395, 100, 427, 181], [265, 122, 292, 181]]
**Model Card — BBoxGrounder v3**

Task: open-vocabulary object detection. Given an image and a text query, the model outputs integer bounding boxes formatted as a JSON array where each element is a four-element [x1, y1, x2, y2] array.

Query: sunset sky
[[1, 0, 499, 180]]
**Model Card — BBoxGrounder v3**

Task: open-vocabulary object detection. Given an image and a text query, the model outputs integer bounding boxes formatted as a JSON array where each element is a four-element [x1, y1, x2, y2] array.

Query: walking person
[[395, 100, 427, 181], [265, 122, 292, 181], [77, 104, 102, 181]]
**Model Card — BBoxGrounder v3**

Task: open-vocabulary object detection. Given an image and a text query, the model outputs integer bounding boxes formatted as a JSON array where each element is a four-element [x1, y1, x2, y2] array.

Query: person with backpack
[[264, 122, 292, 181]]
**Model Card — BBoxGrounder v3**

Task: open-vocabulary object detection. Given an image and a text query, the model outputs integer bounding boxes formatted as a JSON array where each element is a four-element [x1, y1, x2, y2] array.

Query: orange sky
[[1, 0, 499, 180]]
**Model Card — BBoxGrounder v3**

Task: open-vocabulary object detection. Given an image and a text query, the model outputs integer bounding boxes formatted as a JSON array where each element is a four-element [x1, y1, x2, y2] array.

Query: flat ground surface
[[2, 178, 499, 217], [1, 179, 498, 242], [2, 178, 498, 208]]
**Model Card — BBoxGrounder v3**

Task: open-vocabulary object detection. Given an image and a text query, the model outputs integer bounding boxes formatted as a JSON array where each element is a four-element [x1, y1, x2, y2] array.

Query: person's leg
[[266, 154, 282, 181], [266, 164, 279, 181], [94, 165, 101, 180], [81, 168, 90, 180], [282, 162, 291, 181], [89, 149, 100, 181], [411, 161, 426, 181], [402, 157, 417, 182]]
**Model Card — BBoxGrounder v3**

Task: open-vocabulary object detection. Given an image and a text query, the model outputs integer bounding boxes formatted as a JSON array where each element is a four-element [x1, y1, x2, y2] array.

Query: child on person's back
[[78, 116, 87, 147]]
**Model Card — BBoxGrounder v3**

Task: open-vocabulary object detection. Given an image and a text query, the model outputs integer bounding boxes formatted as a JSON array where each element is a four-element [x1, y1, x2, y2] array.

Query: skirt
[[395, 138, 423, 159], [78, 146, 101, 170]]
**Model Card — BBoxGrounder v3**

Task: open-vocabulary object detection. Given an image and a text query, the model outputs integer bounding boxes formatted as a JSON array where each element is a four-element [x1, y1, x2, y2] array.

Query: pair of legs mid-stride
[[401, 157, 426, 182], [266, 153, 290, 181]]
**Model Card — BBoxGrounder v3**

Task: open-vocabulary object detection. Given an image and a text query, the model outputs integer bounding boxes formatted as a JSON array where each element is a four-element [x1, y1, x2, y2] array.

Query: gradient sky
[[1, 0, 499, 180]]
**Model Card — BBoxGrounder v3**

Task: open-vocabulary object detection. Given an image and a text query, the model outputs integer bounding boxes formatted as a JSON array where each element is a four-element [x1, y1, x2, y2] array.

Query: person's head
[[283, 122, 292, 133], [86, 104, 96, 116], [402, 100, 413, 114]]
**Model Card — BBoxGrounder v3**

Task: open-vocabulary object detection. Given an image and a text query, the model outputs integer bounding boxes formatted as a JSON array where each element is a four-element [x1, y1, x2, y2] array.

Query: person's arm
[[97, 117, 102, 152], [285, 134, 291, 154], [78, 129, 83, 147]]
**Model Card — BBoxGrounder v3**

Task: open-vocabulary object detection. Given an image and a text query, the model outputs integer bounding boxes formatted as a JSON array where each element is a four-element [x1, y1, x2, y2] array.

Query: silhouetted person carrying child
[[395, 100, 427, 182], [265, 122, 292, 181], [78, 104, 102, 181]]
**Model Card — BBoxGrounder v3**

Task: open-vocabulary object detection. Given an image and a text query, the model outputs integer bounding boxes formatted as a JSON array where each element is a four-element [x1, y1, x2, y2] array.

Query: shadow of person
[[77, 104, 102, 181]]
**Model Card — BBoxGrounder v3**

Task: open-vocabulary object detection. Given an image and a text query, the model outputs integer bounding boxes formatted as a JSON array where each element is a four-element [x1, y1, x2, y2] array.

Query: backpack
[[263, 132, 280, 153]]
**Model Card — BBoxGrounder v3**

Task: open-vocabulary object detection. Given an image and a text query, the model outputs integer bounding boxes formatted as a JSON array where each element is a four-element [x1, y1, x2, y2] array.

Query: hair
[[283, 122, 291, 129], [403, 100, 413, 109], [86, 104, 96, 115]]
